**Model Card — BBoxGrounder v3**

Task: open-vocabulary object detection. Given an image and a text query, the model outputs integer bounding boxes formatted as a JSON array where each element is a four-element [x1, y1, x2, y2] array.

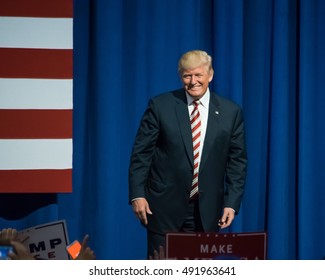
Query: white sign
[[20, 220, 70, 260]]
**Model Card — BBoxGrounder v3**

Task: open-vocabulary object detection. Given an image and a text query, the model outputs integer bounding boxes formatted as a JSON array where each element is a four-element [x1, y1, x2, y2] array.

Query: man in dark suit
[[129, 50, 247, 258]]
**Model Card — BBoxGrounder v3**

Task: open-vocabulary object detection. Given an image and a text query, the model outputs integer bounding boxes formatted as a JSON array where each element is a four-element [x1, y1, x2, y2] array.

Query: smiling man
[[129, 50, 247, 258]]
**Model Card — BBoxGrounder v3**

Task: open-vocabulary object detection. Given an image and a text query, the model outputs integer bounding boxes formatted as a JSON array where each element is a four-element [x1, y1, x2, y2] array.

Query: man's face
[[181, 65, 213, 99]]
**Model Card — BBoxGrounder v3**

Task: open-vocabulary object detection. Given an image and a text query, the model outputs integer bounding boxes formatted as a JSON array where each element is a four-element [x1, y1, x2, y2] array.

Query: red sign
[[166, 232, 267, 260]]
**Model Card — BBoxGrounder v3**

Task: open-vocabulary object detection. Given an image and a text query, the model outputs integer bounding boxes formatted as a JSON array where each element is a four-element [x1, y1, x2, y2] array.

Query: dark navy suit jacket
[[129, 88, 247, 234]]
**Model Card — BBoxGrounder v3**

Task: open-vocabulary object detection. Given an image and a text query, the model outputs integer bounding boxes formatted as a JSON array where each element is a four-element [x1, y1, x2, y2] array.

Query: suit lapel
[[200, 93, 221, 171], [173, 90, 194, 166]]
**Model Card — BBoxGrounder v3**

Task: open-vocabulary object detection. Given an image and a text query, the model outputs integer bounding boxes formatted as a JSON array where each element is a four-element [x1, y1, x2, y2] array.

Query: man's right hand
[[132, 198, 152, 225]]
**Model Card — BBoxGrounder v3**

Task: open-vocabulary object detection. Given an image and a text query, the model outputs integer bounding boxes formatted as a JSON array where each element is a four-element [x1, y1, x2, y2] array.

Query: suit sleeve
[[128, 98, 160, 202], [224, 107, 247, 213]]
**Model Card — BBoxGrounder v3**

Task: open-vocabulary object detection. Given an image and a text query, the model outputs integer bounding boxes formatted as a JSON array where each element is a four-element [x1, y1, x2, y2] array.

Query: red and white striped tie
[[190, 100, 201, 199]]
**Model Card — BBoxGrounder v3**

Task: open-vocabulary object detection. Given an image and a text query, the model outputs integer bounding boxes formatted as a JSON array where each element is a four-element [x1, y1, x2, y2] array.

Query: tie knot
[[193, 100, 200, 107], [191, 100, 200, 116]]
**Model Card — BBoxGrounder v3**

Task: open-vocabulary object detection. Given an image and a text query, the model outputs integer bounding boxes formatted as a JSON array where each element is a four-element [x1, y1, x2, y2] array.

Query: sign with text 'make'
[[166, 232, 267, 260]]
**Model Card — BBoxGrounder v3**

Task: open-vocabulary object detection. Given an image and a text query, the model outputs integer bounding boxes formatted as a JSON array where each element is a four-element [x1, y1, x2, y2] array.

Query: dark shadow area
[[0, 194, 57, 220]]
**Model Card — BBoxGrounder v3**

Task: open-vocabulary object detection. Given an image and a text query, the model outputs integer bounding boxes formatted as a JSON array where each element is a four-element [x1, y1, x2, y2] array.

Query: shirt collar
[[186, 88, 210, 108]]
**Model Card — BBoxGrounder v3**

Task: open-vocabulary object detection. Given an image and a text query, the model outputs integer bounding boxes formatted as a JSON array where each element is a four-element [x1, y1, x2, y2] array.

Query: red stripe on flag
[[0, 109, 72, 139], [0, 48, 72, 79], [0, 0, 73, 18], [0, 169, 72, 193]]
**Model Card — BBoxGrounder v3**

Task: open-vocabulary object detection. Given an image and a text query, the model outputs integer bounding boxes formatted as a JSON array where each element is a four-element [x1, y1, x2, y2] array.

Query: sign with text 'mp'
[[20, 220, 70, 260], [166, 232, 267, 260]]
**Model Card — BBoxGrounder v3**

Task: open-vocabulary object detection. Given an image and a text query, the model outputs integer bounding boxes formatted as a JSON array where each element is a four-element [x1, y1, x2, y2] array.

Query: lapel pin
[[215, 111, 219, 115]]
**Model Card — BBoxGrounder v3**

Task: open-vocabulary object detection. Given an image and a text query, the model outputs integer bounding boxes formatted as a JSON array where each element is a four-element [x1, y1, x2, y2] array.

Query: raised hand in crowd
[[0, 227, 28, 243], [0, 228, 34, 260], [8, 241, 35, 260], [1, 228, 95, 260], [76, 234, 96, 260]]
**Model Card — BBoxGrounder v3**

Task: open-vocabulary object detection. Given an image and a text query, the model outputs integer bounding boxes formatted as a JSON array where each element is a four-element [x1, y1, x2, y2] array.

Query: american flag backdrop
[[0, 0, 73, 192]]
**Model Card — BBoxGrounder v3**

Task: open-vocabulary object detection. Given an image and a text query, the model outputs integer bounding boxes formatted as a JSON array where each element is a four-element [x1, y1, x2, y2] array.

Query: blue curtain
[[1, 0, 324, 260]]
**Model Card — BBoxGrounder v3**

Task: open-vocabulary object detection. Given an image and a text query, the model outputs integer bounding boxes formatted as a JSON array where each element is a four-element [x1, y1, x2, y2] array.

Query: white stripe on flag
[[0, 78, 73, 109], [0, 139, 72, 170], [0, 17, 73, 49]]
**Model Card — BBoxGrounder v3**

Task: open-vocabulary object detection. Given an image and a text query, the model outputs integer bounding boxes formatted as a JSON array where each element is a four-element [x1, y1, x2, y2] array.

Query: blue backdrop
[[1, 0, 324, 260]]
